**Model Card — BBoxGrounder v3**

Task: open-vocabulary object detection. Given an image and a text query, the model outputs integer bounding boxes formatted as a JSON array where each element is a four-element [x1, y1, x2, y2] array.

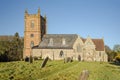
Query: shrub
[[115, 54, 120, 63]]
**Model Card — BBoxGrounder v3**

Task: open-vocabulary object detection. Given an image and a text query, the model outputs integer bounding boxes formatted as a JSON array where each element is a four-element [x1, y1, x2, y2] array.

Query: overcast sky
[[0, 0, 120, 49]]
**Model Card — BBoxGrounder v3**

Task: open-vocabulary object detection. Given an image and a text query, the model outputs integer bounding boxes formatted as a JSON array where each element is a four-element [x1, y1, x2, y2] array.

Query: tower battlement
[[23, 9, 47, 58]]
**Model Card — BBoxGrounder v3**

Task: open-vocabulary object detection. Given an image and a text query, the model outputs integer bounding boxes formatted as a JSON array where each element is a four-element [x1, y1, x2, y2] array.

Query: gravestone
[[64, 57, 73, 63], [29, 55, 33, 63], [79, 70, 89, 80], [41, 57, 49, 68], [69, 57, 73, 62]]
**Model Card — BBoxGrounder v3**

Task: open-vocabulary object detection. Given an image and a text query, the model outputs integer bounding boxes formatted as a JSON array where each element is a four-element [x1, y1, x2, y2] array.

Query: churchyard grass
[[0, 60, 120, 80]]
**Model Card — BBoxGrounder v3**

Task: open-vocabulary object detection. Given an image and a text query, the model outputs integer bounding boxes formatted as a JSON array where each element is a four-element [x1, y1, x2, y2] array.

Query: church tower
[[23, 9, 47, 58]]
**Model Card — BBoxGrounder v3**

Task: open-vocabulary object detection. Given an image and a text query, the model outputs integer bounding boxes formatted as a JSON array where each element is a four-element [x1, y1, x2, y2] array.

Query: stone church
[[23, 9, 108, 62]]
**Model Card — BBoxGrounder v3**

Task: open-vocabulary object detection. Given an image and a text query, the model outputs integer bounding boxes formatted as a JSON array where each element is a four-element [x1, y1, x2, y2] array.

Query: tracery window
[[99, 52, 101, 57], [77, 44, 81, 52]]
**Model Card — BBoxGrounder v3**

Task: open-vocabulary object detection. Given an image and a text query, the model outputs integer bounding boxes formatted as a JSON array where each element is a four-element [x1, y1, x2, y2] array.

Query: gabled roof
[[35, 34, 78, 49], [92, 39, 104, 51], [81, 38, 105, 51]]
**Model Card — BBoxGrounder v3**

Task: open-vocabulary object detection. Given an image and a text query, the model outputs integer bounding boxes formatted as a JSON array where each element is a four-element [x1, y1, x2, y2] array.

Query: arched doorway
[[78, 55, 81, 61]]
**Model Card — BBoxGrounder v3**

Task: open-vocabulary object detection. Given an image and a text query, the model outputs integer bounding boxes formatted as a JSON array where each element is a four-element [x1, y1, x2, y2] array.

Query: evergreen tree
[[0, 32, 23, 62]]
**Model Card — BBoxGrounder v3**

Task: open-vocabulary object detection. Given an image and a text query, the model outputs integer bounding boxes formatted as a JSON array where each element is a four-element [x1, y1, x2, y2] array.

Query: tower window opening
[[30, 34, 34, 38], [31, 20, 34, 28], [30, 41, 34, 48]]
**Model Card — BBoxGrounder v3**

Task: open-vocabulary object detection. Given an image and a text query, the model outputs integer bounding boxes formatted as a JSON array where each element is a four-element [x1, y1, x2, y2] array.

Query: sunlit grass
[[0, 60, 120, 80]]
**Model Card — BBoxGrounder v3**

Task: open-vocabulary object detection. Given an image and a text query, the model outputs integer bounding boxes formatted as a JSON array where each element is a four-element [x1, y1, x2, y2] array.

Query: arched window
[[30, 41, 34, 48], [59, 51, 64, 58], [31, 20, 34, 28], [77, 44, 81, 52], [99, 52, 101, 57]]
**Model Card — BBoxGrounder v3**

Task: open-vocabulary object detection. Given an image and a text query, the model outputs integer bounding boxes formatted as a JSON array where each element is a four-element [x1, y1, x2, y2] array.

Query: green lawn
[[0, 60, 120, 80]]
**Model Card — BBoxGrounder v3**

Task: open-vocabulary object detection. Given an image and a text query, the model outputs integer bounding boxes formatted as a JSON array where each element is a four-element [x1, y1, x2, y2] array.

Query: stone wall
[[32, 36, 108, 62], [32, 48, 107, 62], [32, 49, 77, 60]]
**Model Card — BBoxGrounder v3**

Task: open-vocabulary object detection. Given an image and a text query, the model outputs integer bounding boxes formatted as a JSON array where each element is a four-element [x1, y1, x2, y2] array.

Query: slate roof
[[81, 38, 105, 51], [33, 34, 105, 51], [35, 34, 78, 49]]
